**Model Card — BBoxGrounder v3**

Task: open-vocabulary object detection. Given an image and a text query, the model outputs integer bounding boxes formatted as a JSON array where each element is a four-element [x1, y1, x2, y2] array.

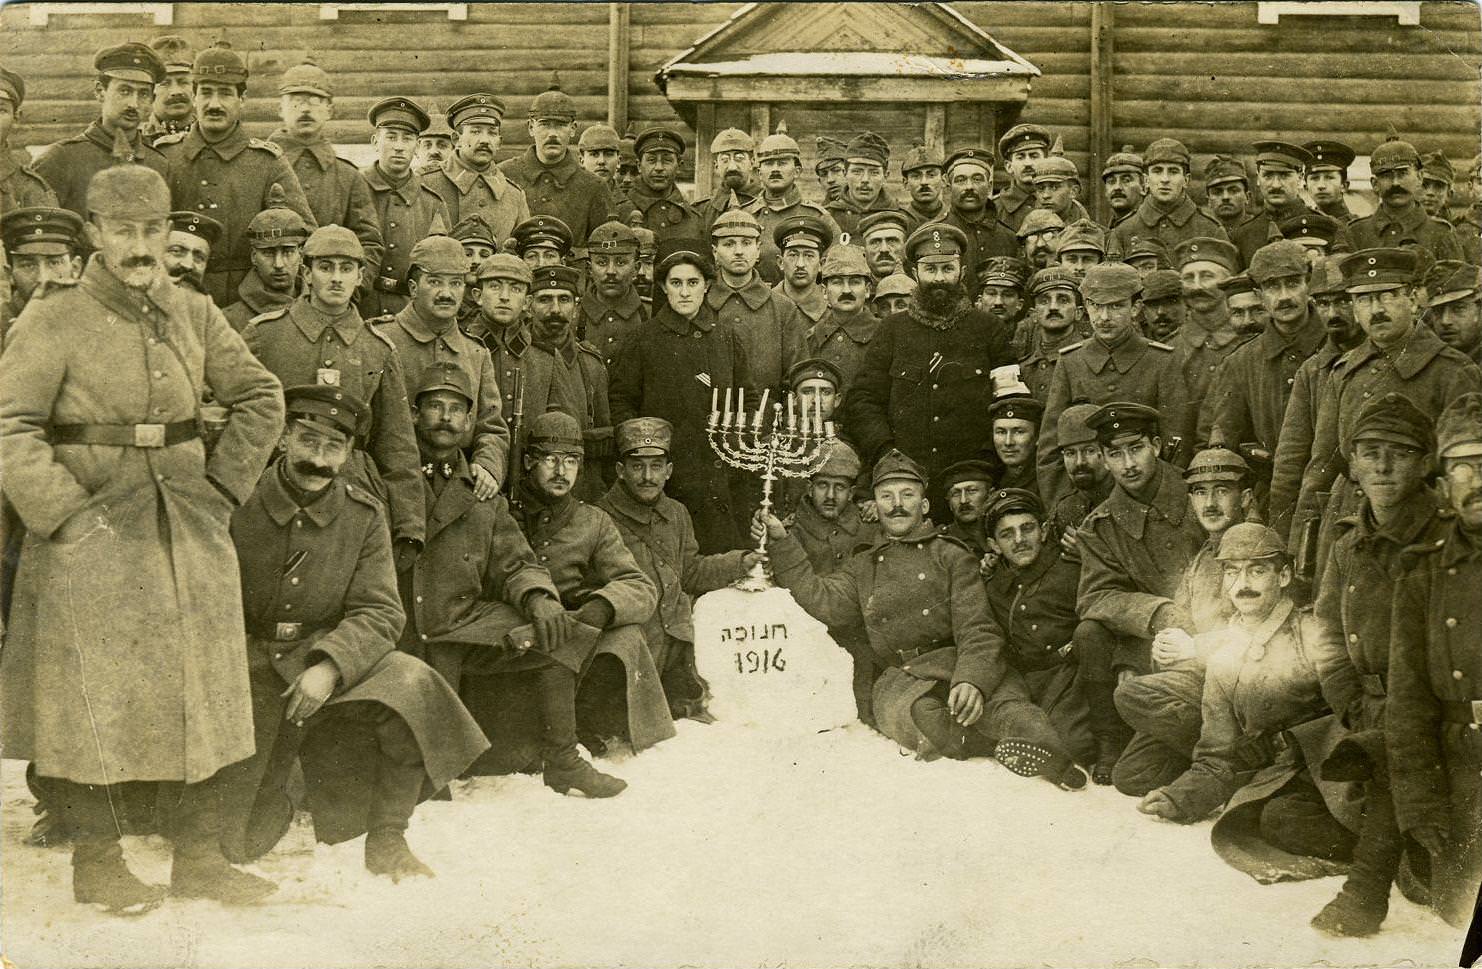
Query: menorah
[[708, 387, 836, 592]]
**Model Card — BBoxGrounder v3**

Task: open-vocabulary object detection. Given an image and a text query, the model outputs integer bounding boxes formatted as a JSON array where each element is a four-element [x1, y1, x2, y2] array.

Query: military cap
[[819, 243, 870, 279], [814, 440, 862, 482], [1420, 258, 1466, 296], [1420, 150, 1454, 183], [904, 222, 967, 263], [655, 238, 713, 281], [1218, 273, 1258, 299], [303, 224, 365, 262], [422, 101, 454, 140], [451, 213, 498, 250], [616, 416, 673, 457], [1057, 402, 1101, 448], [1215, 522, 1288, 562], [1143, 138, 1191, 169], [1017, 208, 1066, 240], [527, 408, 585, 454], [168, 210, 223, 250], [757, 131, 801, 162], [414, 360, 473, 406], [1183, 446, 1249, 484], [1172, 236, 1240, 273], [1339, 247, 1417, 293], [1370, 139, 1421, 175], [0, 66, 24, 108], [1032, 155, 1080, 184], [1086, 401, 1161, 443], [1427, 263, 1480, 308], [900, 143, 945, 175], [447, 93, 505, 130], [1055, 219, 1107, 257], [1278, 212, 1342, 247], [635, 126, 685, 158], [787, 356, 844, 392], [814, 136, 847, 171], [528, 81, 576, 122], [979, 256, 1031, 291], [1124, 236, 1172, 268], [630, 221, 656, 256], [530, 264, 581, 294], [588, 220, 638, 255], [577, 123, 621, 152], [989, 364, 1026, 399], [988, 394, 1044, 425], [618, 137, 639, 168], [87, 164, 170, 220], [710, 127, 755, 154], [873, 448, 928, 489], [246, 183, 310, 247], [845, 131, 890, 167], [1303, 140, 1355, 174], [1248, 239, 1311, 284], [407, 235, 467, 275], [997, 123, 1051, 159], [944, 146, 994, 176], [1080, 261, 1142, 305], [710, 206, 761, 239], [856, 209, 910, 240], [1308, 256, 1347, 297], [1141, 268, 1184, 302], [94, 43, 165, 85], [774, 213, 833, 253], [512, 215, 573, 253], [1029, 265, 1080, 296], [1251, 141, 1313, 172], [279, 62, 332, 98], [1350, 391, 1433, 453], [475, 252, 533, 285], [875, 273, 916, 299], [368, 96, 430, 134], [1202, 155, 1248, 189], [939, 459, 996, 490], [192, 45, 248, 86], [1, 207, 84, 255], [285, 384, 367, 438], [984, 487, 1044, 527], [1102, 145, 1145, 178], [149, 35, 194, 75], [1437, 392, 1482, 459]]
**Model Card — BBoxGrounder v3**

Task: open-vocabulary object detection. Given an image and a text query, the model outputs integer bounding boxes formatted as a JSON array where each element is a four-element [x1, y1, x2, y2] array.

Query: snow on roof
[[662, 51, 1037, 79]]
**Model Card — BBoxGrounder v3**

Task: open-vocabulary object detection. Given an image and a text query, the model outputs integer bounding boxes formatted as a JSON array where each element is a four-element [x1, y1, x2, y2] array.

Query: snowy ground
[[1, 587, 1470, 967]]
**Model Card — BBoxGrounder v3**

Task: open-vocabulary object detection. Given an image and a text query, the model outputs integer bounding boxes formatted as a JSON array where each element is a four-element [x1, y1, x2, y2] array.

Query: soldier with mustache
[[162, 211, 221, 296], [1349, 141, 1463, 263], [1138, 269, 1185, 342], [141, 35, 193, 147], [1018, 209, 1065, 271], [500, 83, 613, 252], [1202, 156, 1252, 237], [1101, 147, 1145, 227], [423, 95, 532, 243], [901, 142, 947, 232], [579, 221, 647, 367], [1017, 266, 1087, 402], [747, 134, 840, 288], [1231, 142, 1339, 268], [1427, 263, 1482, 365], [942, 147, 1019, 290]]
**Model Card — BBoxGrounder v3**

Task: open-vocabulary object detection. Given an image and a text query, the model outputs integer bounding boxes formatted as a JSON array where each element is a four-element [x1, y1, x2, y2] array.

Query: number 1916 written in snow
[[735, 648, 787, 673]]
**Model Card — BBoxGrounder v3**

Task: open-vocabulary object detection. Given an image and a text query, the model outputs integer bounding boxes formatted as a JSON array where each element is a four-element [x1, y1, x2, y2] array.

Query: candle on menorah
[[708, 390, 835, 592]]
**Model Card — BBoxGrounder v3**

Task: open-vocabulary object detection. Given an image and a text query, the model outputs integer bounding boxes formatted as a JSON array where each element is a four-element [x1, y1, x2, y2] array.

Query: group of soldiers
[[0, 33, 1478, 944]]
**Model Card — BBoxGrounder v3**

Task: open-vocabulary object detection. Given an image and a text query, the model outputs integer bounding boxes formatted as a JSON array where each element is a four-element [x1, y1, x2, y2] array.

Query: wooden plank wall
[[1, 1, 1477, 184]]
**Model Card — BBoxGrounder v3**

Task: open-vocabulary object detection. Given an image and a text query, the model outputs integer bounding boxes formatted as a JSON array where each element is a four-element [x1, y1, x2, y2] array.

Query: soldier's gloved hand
[[1138, 789, 1181, 821], [471, 463, 500, 501], [528, 594, 569, 652], [573, 598, 614, 630], [393, 537, 422, 573], [947, 682, 984, 727], [1410, 824, 1448, 856], [282, 659, 340, 726]]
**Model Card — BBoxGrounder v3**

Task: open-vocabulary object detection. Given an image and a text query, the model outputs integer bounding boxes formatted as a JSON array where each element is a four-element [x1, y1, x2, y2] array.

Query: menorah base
[[730, 558, 774, 593]]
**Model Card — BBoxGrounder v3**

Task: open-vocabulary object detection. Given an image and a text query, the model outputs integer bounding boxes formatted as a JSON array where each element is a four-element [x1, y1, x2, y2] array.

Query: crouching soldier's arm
[[941, 543, 1010, 726], [482, 497, 563, 648], [1309, 545, 1365, 729], [1140, 656, 1245, 823], [680, 509, 750, 594], [757, 511, 864, 632], [1384, 566, 1450, 856], [575, 512, 659, 630]]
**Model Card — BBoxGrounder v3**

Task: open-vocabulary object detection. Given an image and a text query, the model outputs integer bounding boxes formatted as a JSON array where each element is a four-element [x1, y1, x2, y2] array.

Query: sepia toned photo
[[0, 1, 1480, 966]]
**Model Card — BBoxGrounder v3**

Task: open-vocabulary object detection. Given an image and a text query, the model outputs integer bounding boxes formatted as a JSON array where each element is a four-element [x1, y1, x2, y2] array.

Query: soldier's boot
[[1084, 681, 1131, 786], [365, 829, 435, 882], [25, 764, 73, 847], [909, 695, 967, 760], [993, 739, 1088, 791], [72, 839, 166, 915], [1310, 790, 1402, 937], [364, 735, 434, 881], [170, 778, 276, 905], [538, 665, 627, 798]]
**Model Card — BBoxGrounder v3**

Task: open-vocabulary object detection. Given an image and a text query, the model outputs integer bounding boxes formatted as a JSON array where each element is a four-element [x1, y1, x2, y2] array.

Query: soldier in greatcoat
[[219, 385, 489, 882], [499, 85, 614, 253], [220, 187, 309, 331], [0, 165, 284, 912], [0, 67, 59, 216], [579, 221, 647, 367]]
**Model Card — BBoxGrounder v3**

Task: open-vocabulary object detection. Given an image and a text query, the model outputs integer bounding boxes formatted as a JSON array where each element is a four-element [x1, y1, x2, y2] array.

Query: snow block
[[693, 586, 858, 734]]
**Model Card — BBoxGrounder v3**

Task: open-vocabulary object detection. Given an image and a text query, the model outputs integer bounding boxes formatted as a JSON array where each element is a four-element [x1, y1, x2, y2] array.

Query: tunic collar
[[1103, 462, 1189, 541], [446, 152, 510, 197], [1260, 304, 1327, 360], [1137, 193, 1199, 227], [182, 122, 249, 161], [755, 184, 804, 212], [1008, 540, 1062, 587], [811, 306, 878, 345], [1235, 598, 1295, 655], [364, 162, 420, 202], [1440, 518, 1481, 567], [506, 146, 581, 186], [82, 119, 146, 161], [708, 272, 772, 311], [260, 459, 346, 528], [795, 497, 864, 541], [395, 303, 462, 348], [581, 282, 643, 320], [1370, 201, 1429, 233], [872, 520, 939, 549], [656, 302, 717, 336], [601, 480, 675, 526], [236, 269, 295, 316], [289, 294, 365, 345], [776, 281, 827, 323], [1342, 324, 1447, 380], [81, 255, 177, 322], [270, 130, 337, 169], [1080, 329, 1151, 374]]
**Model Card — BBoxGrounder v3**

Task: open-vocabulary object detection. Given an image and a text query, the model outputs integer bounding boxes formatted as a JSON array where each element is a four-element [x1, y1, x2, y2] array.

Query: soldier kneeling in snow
[[755, 448, 1087, 789], [218, 385, 491, 881]]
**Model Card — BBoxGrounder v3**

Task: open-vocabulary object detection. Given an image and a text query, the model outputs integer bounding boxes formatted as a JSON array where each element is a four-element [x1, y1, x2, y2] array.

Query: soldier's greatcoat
[[499, 147, 613, 249], [0, 258, 284, 785], [359, 162, 451, 318], [34, 120, 169, 220]]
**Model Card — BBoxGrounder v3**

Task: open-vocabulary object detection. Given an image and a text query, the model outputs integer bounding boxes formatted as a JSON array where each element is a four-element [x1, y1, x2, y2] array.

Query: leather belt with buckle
[[51, 421, 200, 449], [1441, 699, 1482, 725], [896, 646, 922, 663]]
